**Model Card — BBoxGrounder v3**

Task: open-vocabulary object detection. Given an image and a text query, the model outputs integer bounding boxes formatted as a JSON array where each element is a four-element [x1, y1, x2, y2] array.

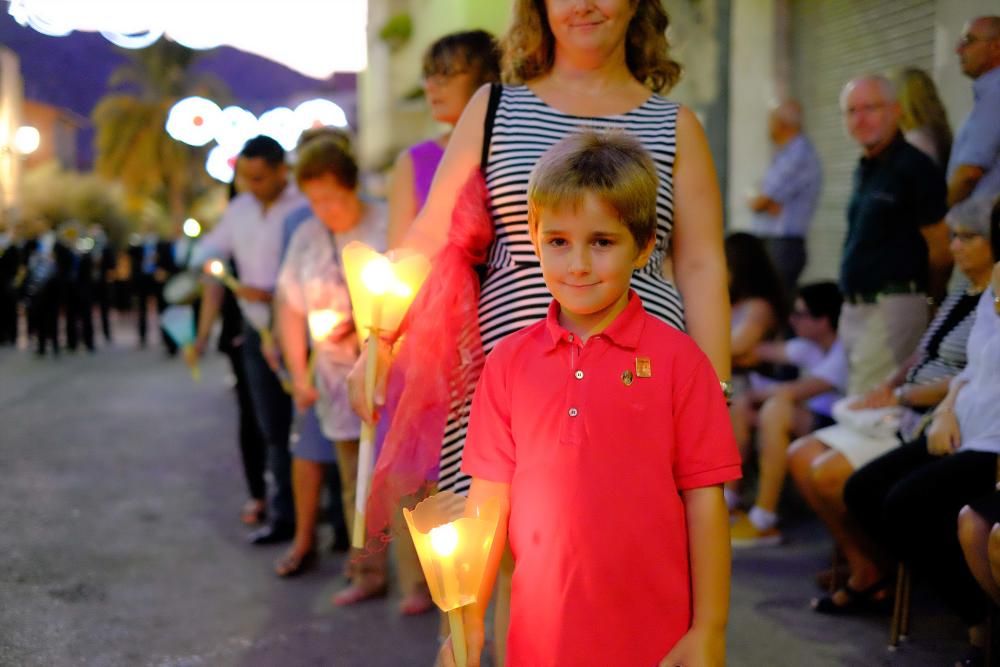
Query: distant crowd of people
[[0, 219, 194, 356]]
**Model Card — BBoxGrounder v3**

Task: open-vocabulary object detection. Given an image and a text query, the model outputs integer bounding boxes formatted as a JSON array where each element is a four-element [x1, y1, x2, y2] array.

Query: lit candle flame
[[360, 255, 413, 298], [429, 523, 459, 557], [308, 309, 342, 342]]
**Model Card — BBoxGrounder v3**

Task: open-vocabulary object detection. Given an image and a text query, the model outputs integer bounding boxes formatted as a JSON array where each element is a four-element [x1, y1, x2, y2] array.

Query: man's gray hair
[[839, 74, 897, 109]]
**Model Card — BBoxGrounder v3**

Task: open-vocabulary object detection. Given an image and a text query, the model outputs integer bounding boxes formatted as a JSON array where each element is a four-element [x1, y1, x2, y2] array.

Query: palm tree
[[92, 40, 228, 226]]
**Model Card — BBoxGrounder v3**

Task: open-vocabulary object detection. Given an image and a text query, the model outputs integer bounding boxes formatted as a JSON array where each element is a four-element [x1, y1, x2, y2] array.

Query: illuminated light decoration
[[182, 218, 201, 238], [100, 29, 162, 49], [256, 107, 300, 152], [166, 97, 222, 147], [294, 99, 348, 130], [6, 0, 368, 78], [213, 106, 259, 147], [166, 97, 351, 182], [13, 126, 41, 155], [205, 144, 241, 184]]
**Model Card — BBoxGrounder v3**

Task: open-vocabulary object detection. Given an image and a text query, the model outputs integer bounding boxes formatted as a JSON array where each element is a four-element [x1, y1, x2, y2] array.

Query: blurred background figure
[[893, 66, 953, 167], [727, 231, 788, 376], [746, 98, 822, 297], [0, 221, 20, 346], [387, 29, 501, 246]]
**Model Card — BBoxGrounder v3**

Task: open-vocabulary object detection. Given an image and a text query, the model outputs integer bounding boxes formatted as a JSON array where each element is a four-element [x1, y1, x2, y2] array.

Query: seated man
[[730, 282, 848, 546]]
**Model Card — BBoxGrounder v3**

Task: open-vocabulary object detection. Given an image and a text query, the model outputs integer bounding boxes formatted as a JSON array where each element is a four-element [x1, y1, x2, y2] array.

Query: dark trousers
[[762, 236, 806, 298], [65, 283, 94, 351], [225, 346, 267, 501], [0, 284, 16, 344], [844, 437, 996, 626], [241, 324, 294, 526], [94, 281, 112, 342], [31, 281, 60, 355]]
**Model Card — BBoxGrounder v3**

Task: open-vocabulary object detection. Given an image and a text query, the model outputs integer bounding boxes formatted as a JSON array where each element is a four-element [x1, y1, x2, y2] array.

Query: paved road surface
[[0, 328, 970, 666]]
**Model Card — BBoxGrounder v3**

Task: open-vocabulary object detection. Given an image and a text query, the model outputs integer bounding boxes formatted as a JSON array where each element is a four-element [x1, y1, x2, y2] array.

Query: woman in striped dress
[[352, 0, 731, 498]]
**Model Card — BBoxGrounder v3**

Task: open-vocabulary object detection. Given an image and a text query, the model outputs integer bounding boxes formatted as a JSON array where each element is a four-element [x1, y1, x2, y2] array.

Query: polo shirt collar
[[544, 290, 646, 350], [860, 131, 906, 167], [973, 65, 1000, 101]]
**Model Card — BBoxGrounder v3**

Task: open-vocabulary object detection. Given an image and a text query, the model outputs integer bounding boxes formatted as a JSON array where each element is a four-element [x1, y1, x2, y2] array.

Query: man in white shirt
[[729, 282, 848, 547], [190, 135, 308, 544]]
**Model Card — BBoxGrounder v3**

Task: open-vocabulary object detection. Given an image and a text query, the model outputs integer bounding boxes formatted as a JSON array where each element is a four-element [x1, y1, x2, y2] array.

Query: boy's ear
[[632, 235, 656, 269]]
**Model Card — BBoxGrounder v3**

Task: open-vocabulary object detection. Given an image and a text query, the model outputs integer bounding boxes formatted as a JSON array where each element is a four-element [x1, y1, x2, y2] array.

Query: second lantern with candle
[[341, 241, 430, 548]]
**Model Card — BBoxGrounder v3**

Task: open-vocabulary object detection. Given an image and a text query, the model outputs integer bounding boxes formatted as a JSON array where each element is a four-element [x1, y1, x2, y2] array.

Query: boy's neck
[[557, 291, 631, 342]]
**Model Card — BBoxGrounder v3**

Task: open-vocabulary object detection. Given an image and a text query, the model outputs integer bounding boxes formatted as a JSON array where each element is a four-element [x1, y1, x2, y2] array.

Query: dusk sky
[[0, 10, 357, 167]]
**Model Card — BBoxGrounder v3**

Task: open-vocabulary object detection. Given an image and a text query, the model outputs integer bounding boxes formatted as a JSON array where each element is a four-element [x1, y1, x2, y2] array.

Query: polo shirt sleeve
[[952, 93, 1000, 171], [784, 337, 824, 369], [908, 155, 949, 227], [462, 347, 517, 484], [672, 353, 742, 490], [810, 342, 849, 394]]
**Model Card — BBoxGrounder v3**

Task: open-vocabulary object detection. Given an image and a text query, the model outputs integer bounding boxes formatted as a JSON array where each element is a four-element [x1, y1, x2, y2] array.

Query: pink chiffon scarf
[[365, 169, 494, 539]]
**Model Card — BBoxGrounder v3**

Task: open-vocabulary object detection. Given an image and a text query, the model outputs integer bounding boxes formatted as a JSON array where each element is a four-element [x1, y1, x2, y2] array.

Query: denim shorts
[[290, 406, 336, 463]]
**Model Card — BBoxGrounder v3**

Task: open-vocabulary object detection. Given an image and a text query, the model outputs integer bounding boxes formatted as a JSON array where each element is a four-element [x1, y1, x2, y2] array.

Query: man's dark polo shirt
[[840, 133, 948, 295]]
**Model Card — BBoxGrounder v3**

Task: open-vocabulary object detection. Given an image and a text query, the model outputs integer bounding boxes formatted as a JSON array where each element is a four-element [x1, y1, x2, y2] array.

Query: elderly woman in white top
[[843, 194, 1000, 663]]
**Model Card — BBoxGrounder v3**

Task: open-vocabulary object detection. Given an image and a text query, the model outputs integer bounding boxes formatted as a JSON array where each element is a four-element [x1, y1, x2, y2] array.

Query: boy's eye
[[546, 237, 568, 247], [593, 238, 614, 248]]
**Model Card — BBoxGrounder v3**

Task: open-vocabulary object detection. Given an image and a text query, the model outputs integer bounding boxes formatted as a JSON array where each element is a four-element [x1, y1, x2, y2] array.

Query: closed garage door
[[791, 0, 936, 282]]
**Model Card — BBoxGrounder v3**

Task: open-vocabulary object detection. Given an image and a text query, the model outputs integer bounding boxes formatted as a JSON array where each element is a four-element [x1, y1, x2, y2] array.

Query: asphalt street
[[0, 320, 971, 666]]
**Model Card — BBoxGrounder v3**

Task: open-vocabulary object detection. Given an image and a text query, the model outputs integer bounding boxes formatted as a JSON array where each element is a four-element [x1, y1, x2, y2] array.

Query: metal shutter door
[[791, 0, 936, 282]]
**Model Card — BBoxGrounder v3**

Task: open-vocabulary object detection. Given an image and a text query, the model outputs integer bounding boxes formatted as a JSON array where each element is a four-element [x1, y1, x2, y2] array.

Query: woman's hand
[[849, 383, 896, 410], [927, 411, 961, 456], [291, 375, 318, 411], [347, 340, 393, 425], [659, 625, 726, 667]]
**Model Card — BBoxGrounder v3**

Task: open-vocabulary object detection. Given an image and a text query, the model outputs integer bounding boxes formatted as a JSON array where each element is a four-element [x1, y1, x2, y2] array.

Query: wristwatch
[[720, 380, 734, 405]]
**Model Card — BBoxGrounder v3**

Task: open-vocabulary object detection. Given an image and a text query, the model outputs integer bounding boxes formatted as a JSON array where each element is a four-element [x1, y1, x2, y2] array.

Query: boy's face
[[532, 193, 654, 334], [789, 297, 825, 341]]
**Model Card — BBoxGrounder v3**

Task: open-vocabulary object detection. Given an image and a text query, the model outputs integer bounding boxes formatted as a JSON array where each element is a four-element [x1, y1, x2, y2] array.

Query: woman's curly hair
[[500, 0, 682, 92]]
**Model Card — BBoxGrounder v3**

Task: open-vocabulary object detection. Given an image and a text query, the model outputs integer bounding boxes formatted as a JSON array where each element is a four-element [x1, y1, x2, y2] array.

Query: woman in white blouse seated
[[842, 195, 1000, 664]]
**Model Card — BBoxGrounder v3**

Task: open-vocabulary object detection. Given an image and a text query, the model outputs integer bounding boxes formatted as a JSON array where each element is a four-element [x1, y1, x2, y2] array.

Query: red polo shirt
[[463, 292, 741, 666]]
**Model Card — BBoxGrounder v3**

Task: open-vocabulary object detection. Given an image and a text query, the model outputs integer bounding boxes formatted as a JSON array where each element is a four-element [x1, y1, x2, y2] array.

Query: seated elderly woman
[[787, 195, 995, 611], [843, 195, 1000, 666]]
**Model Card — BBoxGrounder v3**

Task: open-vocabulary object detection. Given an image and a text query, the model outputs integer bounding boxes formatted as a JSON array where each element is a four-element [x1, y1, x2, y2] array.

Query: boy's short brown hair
[[527, 131, 659, 248], [294, 136, 358, 190]]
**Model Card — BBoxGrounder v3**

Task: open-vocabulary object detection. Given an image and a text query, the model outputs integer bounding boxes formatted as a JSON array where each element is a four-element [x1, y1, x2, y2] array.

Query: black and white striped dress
[[438, 85, 687, 494]]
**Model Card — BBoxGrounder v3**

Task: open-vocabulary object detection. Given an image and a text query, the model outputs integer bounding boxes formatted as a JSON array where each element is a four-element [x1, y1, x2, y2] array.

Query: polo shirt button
[[574, 370, 584, 380], [567, 334, 574, 342], [568, 408, 579, 417]]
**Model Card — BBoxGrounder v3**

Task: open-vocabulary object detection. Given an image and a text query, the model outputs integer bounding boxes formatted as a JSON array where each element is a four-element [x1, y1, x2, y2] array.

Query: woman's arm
[[730, 298, 775, 364], [396, 85, 491, 257], [671, 106, 731, 383], [387, 150, 418, 249]]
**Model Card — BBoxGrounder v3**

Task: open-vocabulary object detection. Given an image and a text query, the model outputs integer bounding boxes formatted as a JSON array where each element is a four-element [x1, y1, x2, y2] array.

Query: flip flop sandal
[[274, 549, 317, 578], [241, 499, 267, 526], [332, 582, 389, 606], [811, 578, 892, 615]]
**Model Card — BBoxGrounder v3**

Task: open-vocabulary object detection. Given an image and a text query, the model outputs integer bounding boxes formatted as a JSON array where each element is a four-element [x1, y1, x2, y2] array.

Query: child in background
[[442, 131, 741, 666]]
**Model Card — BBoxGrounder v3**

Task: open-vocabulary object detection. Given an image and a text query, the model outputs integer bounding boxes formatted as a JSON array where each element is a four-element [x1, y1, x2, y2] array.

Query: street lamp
[[11, 125, 40, 155]]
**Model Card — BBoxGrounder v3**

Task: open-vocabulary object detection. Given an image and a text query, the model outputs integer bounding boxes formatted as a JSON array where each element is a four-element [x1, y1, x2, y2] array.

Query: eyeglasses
[[949, 230, 984, 243]]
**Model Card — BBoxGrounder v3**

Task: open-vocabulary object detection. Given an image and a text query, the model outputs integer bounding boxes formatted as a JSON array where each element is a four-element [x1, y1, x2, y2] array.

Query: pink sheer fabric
[[365, 169, 494, 539]]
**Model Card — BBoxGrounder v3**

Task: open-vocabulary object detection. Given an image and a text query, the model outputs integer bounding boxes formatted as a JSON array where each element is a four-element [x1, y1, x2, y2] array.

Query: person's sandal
[[811, 578, 892, 615], [240, 499, 267, 526], [274, 549, 317, 578], [332, 581, 389, 606], [399, 590, 434, 616]]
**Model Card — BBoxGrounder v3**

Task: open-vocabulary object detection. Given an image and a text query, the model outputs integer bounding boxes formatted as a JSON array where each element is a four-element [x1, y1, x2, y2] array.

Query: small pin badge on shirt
[[635, 356, 652, 378], [621, 370, 634, 386]]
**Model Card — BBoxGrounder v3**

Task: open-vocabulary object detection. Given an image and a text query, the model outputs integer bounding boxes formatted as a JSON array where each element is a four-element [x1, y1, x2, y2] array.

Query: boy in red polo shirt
[[442, 131, 741, 667]]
